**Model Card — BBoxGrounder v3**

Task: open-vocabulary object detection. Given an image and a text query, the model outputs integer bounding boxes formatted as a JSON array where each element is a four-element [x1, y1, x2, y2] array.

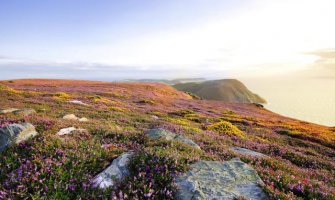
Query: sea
[[244, 77, 335, 127]]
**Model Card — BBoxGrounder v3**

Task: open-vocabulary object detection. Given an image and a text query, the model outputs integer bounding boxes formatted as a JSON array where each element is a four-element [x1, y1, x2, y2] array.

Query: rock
[[174, 135, 202, 150], [230, 147, 267, 158], [13, 108, 36, 116], [63, 114, 89, 122], [145, 128, 201, 150], [151, 115, 159, 120], [146, 128, 176, 140], [253, 103, 264, 108], [78, 117, 88, 122], [57, 127, 88, 136], [0, 108, 20, 114], [0, 123, 38, 152], [68, 100, 88, 106], [0, 108, 36, 116], [63, 114, 79, 120], [91, 152, 134, 189], [175, 158, 267, 200]]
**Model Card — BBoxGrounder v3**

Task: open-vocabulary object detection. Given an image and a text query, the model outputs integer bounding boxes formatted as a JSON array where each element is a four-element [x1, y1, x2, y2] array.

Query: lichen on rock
[[175, 158, 267, 200]]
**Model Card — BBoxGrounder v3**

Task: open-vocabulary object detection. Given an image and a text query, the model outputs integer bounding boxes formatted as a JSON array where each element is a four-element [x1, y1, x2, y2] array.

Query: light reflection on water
[[244, 78, 335, 127]]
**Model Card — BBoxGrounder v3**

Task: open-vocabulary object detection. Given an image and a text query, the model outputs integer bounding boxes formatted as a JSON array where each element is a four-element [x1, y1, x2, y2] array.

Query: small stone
[[68, 100, 88, 106], [57, 127, 88, 135], [151, 115, 159, 120], [0, 123, 38, 152], [63, 114, 79, 120], [78, 117, 88, 122], [91, 152, 134, 189]]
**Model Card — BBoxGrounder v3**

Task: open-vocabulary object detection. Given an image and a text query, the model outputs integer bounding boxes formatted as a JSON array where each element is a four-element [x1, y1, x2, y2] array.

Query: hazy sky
[[1, 0, 335, 80]]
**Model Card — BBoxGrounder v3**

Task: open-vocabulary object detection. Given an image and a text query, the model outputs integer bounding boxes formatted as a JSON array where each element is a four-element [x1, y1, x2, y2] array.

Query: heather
[[0, 79, 334, 199]]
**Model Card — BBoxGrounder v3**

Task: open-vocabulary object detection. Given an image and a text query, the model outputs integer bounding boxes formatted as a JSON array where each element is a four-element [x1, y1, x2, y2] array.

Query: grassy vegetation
[[0, 80, 334, 199]]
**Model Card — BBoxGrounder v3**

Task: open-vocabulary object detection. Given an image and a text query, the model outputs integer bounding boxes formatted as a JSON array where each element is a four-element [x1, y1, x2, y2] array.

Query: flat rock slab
[[145, 128, 201, 150], [57, 127, 88, 135], [91, 152, 134, 189], [230, 147, 267, 158], [0, 123, 38, 152], [0, 108, 36, 116], [176, 158, 267, 200], [0, 108, 20, 114]]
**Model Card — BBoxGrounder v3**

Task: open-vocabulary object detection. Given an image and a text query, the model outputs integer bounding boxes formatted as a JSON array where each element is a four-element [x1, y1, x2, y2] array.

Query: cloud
[[308, 49, 335, 70], [0, 55, 9, 59]]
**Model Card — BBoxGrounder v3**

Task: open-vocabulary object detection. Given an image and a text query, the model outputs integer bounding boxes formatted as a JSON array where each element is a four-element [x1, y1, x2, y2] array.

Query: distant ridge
[[174, 79, 266, 104], [123, 78, 206, 85]]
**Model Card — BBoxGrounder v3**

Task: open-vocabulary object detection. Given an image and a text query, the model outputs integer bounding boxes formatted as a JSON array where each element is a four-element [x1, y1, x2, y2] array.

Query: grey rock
[[175, 158, 267, 200], [230, 147, 267, 158], [57, 127, 88, 135], [145, 128, 176, 140], [0, 123, 38, 152], [145, 128, 201, 150], [151, 115, 159, 120], [91, 152, 134, 189]]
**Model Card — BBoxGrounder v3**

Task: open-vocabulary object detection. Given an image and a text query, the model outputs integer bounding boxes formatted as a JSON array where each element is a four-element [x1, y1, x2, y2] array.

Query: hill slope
[[0, 79, 334, 199], [174, 79, 266, 103]]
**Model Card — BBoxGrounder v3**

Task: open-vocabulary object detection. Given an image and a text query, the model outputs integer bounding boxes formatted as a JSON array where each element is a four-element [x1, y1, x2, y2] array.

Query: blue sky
[[1, 0, 334, 80]]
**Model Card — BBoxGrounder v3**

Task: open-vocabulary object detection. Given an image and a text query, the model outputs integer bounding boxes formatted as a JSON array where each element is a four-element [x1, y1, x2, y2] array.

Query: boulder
[[230, 147, 267, 158], [175, 158, 267, 200], [91, 152, 134, 189], [57, 127, 88, 135], [0, 123, 38, 152], [145, 128, 201, 150]]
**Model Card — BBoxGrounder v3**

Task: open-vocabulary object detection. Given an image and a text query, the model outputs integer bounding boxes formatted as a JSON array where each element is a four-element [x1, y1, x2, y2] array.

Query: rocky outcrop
[[0, 123, 38, 152], [57, 127, 88, 135], [91, 152, 134, 189], [175, 158, 267, 200], [145, 128, 201, 150], [63, 114, 88, 122], [230, 147, 267, 158]]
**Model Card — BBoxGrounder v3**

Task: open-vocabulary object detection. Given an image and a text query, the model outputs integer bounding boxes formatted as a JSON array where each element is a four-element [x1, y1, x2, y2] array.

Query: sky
[[1, 0, 335, 80]]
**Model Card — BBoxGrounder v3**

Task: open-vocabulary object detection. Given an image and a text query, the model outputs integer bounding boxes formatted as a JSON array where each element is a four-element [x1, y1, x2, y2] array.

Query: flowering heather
[[0, 79, 334, 199]]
